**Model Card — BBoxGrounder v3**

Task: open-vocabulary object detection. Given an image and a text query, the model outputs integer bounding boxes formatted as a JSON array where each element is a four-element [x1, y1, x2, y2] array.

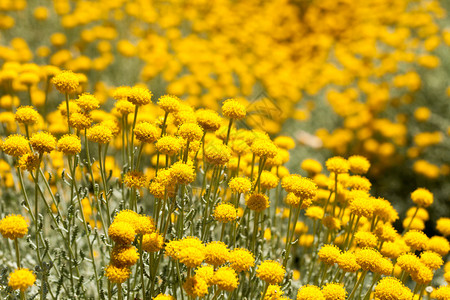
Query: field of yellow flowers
[[0, 0, 449, 299]]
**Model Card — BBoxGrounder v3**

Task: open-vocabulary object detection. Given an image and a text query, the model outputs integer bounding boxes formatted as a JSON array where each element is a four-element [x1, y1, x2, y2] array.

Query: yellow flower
[[281, 174, 318, 200], [134, 122, 159, 144], [178, 122, 203, 142], [318, 244, 341, 265], [170, 161, 195, 184], [76, 93, 100, 112], [0, 214, 28, 240], [348, 155, 370, 174], [57, 134, 81, 155], [403, 230, 428, 251], [256, 260, 285, 285], [229, 248, 255, 273], [436, 218, 450, 236], [410, 188, 433, 208], [212, 266, 239, 291], [111, 245, 139, 267], [325, 156, 349, 174], [29, 131, 57, 153], [158, 95, 181, 114], [2, 134, 30, 157], [115, 99, 135, 115], [196, 109, 221, 132], [8, 268, 36, 291], [52, 70, 79, 94], [229, 177, 252, 194], [204, 141, 231, 165], [397, 253, 420, 274], [354, 231, 378, 248], [246, 193, 270, 212], [297, 285, 325, 300], [204, 241, 230, 267], [337, 251, 360, 273], [108, 221, 136, 245], [127, 86, 152, 106], [69, 112, 92, 130], [213, 203, 237, 223], [222, 98, 246, 120], [15, 106, 40, 125], [156, 135, 182, 156], [427, 236, 450, 256], [355, 248, 382, 272], [374, 277, 413, 300], [420, 251, 443, 270], [142, 232, 164, 253], [178, 246, 206, 268], [183, 276, 208, 298], [305, 206, 324, 220], [18, 153, 40, 172], [300, 159, 322, 174], [153, 294, 175, 300], [104, 265, 131, 284], [321, 283, 346, 300], [124, 171, 147, 188], [87, 124, 113, 144], [251, 138, 278, 159]]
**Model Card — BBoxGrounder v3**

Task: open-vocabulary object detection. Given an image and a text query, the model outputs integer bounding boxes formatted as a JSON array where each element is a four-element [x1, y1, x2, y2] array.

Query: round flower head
[[134, 122, 159, 143], [0, 214, 28, 240], [355, 248, 382, 272], [183, 276, 208, 298], [246, 193, 270, 212], [411, 263, 434, 285], [127, 86, 152, 106], [337, 251, 360, 273], [104, 265, 131, 283], [115, 99, 135, 115], [8, 268, 36, 291], [229, 248, 255, 272], [87, 124, 113, 144], [281, 174, 318, 200], [124, 171, 147, 188], [213, 203, 237, 223], [420, 251, 443, 271], [76, 93, 99, 112], [15, 106, 40, 125], [256, 260, 285, 284], [274, 135, 296, 150], [178, 122, 203, 142], [158, 95, 181, 114], [436, 218, 450, 236], [411, 188, 433, 208], [111, 245, 139, 267], [29, 131, 57, 153], [57, 134, 81, 155], [322, 283, 346, 300], [69, 112, 92, 130], [374, 277, 413, 300], [259, 171, 279, 190], [251, 138, 278, 158], [285, 193, 311, 209], [212, 266, 239, 291], [156, 135, 182, 156], [154, 294, 175, 300], [179, 246, 206, 268], [108, 221, 136, 245], [325, 156, 349, 174], [349, 197, 374, 218], [322, 216, 341, 231], [265, 284, 284, 300], [434, 286, 450, 300], [196, 109, 221, 132], [222, 98, 246, 120], [58, 101, 81, 117], [52, 70, 79, 93], [229, 177, 252, 194], [318, 244, 341, 265], [428, 236, 450, 256], [142, 232, 164, 253], [170, 161, 195, 184], [348, 155, 370, 174], [2, 134, 29, 157], [204, 241, 230, 267], [403, 230, 428, 251], [305, 206, 324, 220], [397, 253, 421, 274], [18, 153, 40, 172], [195, 265, 214, 286], [112, 86, 132, 100], [204, 141, 231, 165], [301, 159, 322, 174], [346, 175, 371, 191], [297, 285, 325, 300], [354, 231, 378, 248]]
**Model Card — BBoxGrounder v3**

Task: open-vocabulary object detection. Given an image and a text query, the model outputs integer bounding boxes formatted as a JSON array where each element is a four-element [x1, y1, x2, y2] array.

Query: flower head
[[229, 248, 255, 272], [8, 268, 36, 291], [0, 214, 28, 240], [30, 131, 57, 153], [142, 232, 164, 253], [229, 177, 252, 194], [196, 109, 221, 132], [374, 277, 413, 300], [158, 95, 181, 113], [178, 122, 203, 142], [127, 86, 152, 106], [348, 155, 370, 174], [134, 122, 159, 143], [213, 203, 237, 223], [76, 93, 99, 112], [246, 193, 270, 212], [325, 156, 349, 174], [222, 98, 246, 119], [57, 134, 81, 155], [212, 266, 239, 291], [256, 260, 285, 284], [156, 135, 182, 156], [15, 106, 40, 125], [87, 124, 113, 144], [2, 134, 29, 157], [205, 241, 230, 267], [52, 70, 79, 93], [322, 283, 346, 300], [318, 244, 341, 265], [411, 188, 433, 207], [183, 276, 208, 298], [111, 245, 139, 267], [108, 221, 136, 245], [105, 265, 131, 283], [297, 285, 325, 300], [204, 141, 231, 165]]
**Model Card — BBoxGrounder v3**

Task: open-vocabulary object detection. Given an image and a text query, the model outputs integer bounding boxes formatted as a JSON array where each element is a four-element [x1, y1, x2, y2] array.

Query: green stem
[[14, 239, 21, 268]]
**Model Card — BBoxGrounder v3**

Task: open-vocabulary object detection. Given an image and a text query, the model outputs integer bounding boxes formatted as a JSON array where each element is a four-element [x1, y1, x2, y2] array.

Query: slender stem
[[14, 239, 21, 268], [65, 93, 71, 133], [130, 105, 139, 169], [348, 270, 367, 300], [402, 206, 419, 235], [225, 118, 233, 145]]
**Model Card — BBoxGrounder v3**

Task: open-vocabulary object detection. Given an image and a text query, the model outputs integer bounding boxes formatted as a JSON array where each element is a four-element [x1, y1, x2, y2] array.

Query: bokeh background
[[0, 0, 449, 234]]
